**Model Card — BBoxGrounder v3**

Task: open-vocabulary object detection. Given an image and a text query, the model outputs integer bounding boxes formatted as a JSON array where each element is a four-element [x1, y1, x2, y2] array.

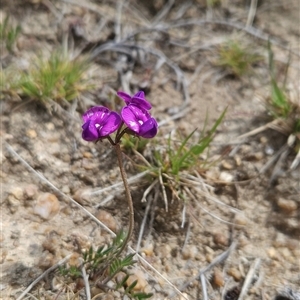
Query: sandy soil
[[1, 0, 299, 299]]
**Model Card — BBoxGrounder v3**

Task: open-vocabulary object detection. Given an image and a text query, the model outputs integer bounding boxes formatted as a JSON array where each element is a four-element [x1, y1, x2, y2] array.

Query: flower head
[[117, 91, 152, 111], [82, 106, 121, 141], [121, 105, 158, 138]]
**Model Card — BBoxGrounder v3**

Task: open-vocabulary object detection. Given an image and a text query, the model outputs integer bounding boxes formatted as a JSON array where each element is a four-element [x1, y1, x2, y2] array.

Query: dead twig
[[81, 263, 91, 300], [237, 258, 261, 300], [246, 0, 258, 28]]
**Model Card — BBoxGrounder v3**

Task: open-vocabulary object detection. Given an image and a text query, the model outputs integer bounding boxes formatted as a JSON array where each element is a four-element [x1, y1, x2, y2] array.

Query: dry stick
[[136, 190, 155, 254], [16, 254, 72, 300], [158, 168, 168, 212], [113, 143, 134, 256], [200, 273, 208, 300], [6, 143, 188, 299], [81, 263, 91, 300], [246, 0, 258, 28], [151, 0, 175, 25], [237, 258, 261, 300]]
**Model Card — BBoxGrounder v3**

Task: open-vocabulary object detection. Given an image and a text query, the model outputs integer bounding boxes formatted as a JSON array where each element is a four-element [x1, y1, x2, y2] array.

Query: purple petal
[[131, 96, 152, 110], [98, 111, 122, 136], [82, 119, 99, 141], [121, 105, 151, 133], [117, 91, 132, 105], [139, 118, 158, 138], [82, 106, 110, 123]]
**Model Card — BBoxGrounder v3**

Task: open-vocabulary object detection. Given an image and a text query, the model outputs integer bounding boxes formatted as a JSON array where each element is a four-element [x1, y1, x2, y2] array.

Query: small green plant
[[155, 109, 226, 177], [216, 40, 262, 77], [18, 50, 91, 104], [0, 15, 21, 53], [266, 42, 295, 121], [60, 231, 153, 299]]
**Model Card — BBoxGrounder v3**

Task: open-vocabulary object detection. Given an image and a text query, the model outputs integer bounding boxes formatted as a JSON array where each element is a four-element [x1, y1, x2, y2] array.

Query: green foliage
[[217, 40, 262, 77], [155, 109, 226, 177], [18, 50, 91, 103], [0, 15, 21, 53], [61, 231, 152, 299], [267, 42, 292, 119]]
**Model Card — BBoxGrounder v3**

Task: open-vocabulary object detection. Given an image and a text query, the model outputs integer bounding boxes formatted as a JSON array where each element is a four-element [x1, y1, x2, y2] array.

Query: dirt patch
[[1, 0, 300, 299]]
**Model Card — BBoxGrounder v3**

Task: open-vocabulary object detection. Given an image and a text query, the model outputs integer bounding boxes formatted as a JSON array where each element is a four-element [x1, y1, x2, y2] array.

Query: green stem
[[114, 143, 134, 256]]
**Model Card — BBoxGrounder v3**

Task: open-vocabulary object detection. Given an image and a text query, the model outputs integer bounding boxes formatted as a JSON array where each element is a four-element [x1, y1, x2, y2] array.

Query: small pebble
[[24, 184, 38, 200], [222, 161, 234, 170], [219, 171, 234, 182], [72, 188, 90, 205], [234, 212, 248, 226], [7, 195, 20, 214], [228, 267, 242, 281], [213, 232, 228, 247], [83, 151, 93, 158], [212, 268, 225, 287], [126, 270, 148, 291], [277, 198, 298, 214], [96, 210, 117, 232], [26, 129, 37, 139], [10, 187, 23, 200], [45, 122, 55, 130], [141, 243, 154, 256], [182, 245, 198, 260], [267, 247, 278, 259], [33, 193, 60, 220]]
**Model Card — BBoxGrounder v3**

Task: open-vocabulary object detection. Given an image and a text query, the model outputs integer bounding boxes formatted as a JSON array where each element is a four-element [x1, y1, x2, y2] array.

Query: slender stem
[[114, 143, 134, 256]]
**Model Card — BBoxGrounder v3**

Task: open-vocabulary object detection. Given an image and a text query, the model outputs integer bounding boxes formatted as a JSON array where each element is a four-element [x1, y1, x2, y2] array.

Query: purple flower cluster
[[82, 91, 158, 142]]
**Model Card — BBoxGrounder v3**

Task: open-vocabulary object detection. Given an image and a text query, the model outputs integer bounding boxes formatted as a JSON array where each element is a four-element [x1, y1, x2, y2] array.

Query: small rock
[[96, 210, 117, 232], [222, 160, 234, 170], [277, 198, 298, 214], [10, 187, 23, 200], [182, 245, 198, 260], [234, 212, 248, 226], [33, 193, 60, 220], [219, 171, 234, 182], [72, 188, 90, 205], [126, 270, 148, 291], [24, 184, 38, 200], [7, 195, 20, 214], [212, 268, 225, 287], [213, 232, 228, 247], [267, 247, 278, 259], [45, 122, 55, 130], [234, 156, 242, 166], [228, 267, 242, 281], [83, 151, 93, 158], [26, 129, 37, 139], [141, 243, 154, 256]]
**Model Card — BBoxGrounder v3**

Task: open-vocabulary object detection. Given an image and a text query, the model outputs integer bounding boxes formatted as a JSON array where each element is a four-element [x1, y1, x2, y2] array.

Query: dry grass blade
[[246, 0, 258, 28], [81, 263, 91, 300], [237, 258, 261, 300]]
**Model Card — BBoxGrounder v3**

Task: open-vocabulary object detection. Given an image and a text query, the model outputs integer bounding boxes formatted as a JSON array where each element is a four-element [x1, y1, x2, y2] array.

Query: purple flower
[[82, 106, 121, 141], [121, 105, 158, 138], [117, 91, 152, 111]]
